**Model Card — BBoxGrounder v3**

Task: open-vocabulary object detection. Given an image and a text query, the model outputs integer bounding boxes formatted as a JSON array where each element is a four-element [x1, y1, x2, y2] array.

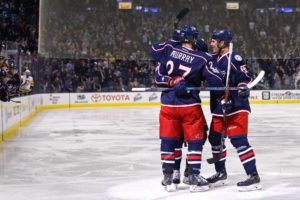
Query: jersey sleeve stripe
[[151, 44, 174, 52]]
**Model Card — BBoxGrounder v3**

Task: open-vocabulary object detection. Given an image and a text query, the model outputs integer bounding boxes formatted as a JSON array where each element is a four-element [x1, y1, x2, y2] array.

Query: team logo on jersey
[[234, 55, 242, 61], [208, 61, 220, 74]]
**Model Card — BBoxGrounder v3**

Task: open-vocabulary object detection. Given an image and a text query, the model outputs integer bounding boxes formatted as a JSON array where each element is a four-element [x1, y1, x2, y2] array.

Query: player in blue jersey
[[151, 25, 213, 192], [172, 37, 210, 186], [205, 30, 262, 191], [160, 30, 210, 187]]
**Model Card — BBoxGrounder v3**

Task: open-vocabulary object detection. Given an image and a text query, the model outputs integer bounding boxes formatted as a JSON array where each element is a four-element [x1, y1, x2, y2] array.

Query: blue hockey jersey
[[152, 40, 213, 106], [204, 52, 254, 116]]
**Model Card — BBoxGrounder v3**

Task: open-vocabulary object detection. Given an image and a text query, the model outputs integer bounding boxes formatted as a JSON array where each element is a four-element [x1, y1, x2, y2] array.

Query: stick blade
[[247, 70, 265, 89]]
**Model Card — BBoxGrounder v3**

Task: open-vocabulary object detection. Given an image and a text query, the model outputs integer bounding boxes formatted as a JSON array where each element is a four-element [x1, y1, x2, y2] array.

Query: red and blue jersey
[[205, 52, 253, 116], [152, 40, 213, 106]]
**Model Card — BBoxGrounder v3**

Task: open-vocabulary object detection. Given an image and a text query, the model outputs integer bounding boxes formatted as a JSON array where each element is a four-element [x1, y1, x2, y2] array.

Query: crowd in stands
[[138, 0, 300, 59], [39, 0, 147, 60], [1, 0, 300, 93], [247, 58, 300, 90], [38, 0, 300, 60], [34, 58, 156, 93], [29, 57, 299, 93], [0, 0, 38, 55]]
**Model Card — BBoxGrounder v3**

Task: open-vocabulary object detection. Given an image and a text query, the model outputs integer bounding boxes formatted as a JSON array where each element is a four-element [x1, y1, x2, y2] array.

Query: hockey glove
[[221, 99, 232, 114], [168, 76, 184, 87], [238, 87, 250, 102], [172, 29, 181, 41], [196, 38, 208, 52], [174, 81, 188, 96]]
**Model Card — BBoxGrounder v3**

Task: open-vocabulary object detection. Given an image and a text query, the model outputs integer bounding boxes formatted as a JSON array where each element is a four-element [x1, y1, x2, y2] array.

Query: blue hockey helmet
[[211, 30, 233, 45], [180, 25, 199, 43]]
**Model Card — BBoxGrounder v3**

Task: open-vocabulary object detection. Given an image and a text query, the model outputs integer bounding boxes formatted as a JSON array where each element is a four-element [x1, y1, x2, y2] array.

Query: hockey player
[[172, 37, 210, 186], [162, 29, 210, 187], [7, 61, 21, 98], [173, 108, 208, 187], [151, 25, 213, 192], [205, 30, 262, 191]]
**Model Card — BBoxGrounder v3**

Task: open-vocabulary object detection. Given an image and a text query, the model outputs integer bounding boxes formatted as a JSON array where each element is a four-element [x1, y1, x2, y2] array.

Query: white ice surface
[[0, 105, 300, 200]]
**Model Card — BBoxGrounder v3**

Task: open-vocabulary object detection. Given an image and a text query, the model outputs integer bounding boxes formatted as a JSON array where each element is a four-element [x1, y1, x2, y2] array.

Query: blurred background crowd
[[1, 0, 300, 96]]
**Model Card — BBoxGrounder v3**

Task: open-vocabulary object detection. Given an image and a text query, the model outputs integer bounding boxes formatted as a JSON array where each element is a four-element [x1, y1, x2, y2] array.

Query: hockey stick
[[245, 70, 265, 89], [207, 42, 233, 164], [9, 99, 21, 103], [202, 70, 265, 91], [174, 8, 190, 29], [131, 70, 265, 92]]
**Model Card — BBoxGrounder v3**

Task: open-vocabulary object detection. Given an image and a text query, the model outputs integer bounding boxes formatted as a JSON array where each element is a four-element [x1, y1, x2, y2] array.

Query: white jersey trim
[[161, 151, 173, 154], [187, 151, 202, 155], [212, 110, 250, 117], [187, 161, 201, 164], [162, 160, 175, 164], [161, 103, 201, 107]]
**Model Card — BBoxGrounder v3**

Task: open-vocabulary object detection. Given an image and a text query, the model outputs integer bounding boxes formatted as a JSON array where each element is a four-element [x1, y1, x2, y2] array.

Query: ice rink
[[0, 104, 300, 200]]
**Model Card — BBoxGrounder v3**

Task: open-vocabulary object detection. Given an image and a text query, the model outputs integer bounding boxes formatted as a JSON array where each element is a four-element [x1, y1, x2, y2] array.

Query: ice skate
[[237, 171, 262, 192], [188, 172, 209, 192], [206, 169, 228, 187], [161, 168, 177, 192]]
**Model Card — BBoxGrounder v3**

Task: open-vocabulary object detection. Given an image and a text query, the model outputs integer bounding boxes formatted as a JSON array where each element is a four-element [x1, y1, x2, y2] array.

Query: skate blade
[[209, 179, 228, 188], [238, 183, 262, 192], [165, 184, 178, 192], [189, 185, 210, 192]]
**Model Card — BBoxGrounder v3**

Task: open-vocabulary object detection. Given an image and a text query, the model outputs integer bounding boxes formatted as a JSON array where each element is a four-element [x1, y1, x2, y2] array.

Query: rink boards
[[0, 90, 300, 143]]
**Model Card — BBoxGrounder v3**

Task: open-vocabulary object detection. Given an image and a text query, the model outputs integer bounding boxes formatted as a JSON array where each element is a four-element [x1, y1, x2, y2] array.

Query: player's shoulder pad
[[231, 52, 245, 64]]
